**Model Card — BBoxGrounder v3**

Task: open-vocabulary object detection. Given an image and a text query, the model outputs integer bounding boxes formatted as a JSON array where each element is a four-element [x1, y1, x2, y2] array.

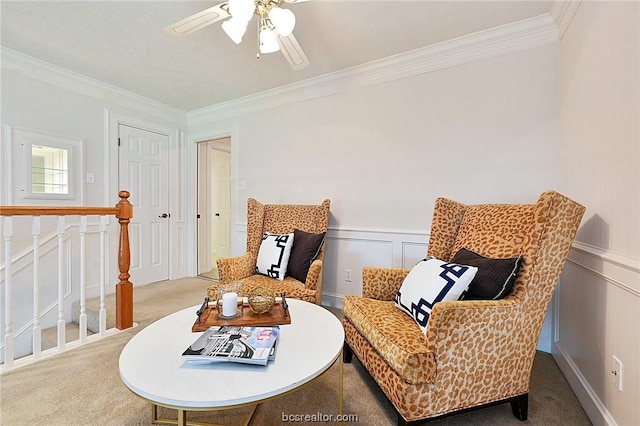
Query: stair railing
[[0, 190, 133, 370]]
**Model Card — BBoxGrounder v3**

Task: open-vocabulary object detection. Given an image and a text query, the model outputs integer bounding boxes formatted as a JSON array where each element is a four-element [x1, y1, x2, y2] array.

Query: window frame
[[14, 127, 84, 203]]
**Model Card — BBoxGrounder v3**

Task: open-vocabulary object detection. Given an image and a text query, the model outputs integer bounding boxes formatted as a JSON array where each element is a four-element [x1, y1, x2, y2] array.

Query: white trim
[[1, 47, 186, 120], [102, 109, 112, 217], [233, 223, 427, 238], [0, 325, 129, 374], [187, 126, 238, 277], [170, 128, 188, 279], [205, 139, 231, 153], [568, 242, 640, 297], [571, 241, 640, 274], [188, 13, 559, 124], [2, 125, 13, 204], [112, 118, 175, 283], [550, 0, 583, 41], [553, 342, 617, 426], [321, 291, 344, 310], [2, 13, 559, 123], [6, 126, 85, 205], [553, 242, 639, 426], [23, 132, 83, 202]]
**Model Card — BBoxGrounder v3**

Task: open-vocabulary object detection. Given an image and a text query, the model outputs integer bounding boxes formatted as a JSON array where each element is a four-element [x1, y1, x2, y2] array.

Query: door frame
[[197, 138, 231, 277], [189, 127, 238, 277], [106, 110, 186, 284]]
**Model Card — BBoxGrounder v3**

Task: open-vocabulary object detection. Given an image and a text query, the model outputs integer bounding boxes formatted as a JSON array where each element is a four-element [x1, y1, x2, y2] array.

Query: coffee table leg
[[150, 404, 186, 426], [177, 409, 187, 426], [151, 404, 158, 423], [242, 404, 259, 426], [339, 352, 344, 416]]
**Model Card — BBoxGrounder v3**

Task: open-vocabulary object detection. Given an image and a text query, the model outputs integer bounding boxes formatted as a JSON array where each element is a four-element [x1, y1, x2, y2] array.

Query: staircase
[[1, 190, 134, 371], [40, 299, 116, 351]]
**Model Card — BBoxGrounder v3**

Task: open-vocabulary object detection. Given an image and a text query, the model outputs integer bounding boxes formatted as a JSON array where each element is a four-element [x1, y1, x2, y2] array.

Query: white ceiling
[[1, 1, 554, 112]]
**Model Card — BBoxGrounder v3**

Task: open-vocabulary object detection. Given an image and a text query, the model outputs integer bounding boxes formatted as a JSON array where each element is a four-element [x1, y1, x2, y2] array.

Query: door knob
[[215, 213, 220, 217], [159, 213, 169, 218]]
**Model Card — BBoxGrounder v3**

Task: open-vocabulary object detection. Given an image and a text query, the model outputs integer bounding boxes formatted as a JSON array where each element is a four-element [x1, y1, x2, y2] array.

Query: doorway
[[197, 138, 232, 280]]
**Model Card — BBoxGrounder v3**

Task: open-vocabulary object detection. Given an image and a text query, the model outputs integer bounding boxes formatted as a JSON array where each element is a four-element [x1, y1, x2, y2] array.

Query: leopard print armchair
[[207, 198, 330, 304], [342, 191, 585, 425]]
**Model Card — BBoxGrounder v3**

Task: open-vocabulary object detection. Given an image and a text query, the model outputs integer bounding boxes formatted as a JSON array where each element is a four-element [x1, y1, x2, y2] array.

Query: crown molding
[[189, 13, 559, 126], [1, 47, 187, 122], [550, 0, 583, 40], [1, 12, 560, 127]]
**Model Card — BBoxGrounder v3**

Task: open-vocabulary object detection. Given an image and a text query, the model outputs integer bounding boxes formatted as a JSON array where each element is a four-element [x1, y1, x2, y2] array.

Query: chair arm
[[305, 259, 323, 290], [216, 252, 256, 284], [362, 266, 410, 301], [425, 298, 521, 357]]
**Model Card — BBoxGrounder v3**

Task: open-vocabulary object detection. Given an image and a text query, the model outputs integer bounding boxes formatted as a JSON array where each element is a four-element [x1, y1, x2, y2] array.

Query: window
[[11, 127, 84, 203], [31, 145, 69, 194]]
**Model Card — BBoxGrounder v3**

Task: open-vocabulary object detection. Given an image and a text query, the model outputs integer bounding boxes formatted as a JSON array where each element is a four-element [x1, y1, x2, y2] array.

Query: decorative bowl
[[248, 287, 276, 314]]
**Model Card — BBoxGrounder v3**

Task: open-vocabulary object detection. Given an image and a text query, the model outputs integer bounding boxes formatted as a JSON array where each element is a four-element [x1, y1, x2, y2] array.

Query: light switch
[[86, 172, 95, 184]]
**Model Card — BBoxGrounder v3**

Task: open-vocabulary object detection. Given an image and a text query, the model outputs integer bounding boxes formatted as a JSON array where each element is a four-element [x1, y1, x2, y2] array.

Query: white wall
[[190, 43, 559, 340], [192, 44, 558, 232], [554, 2, 640, 425], [5, 5, 638, 423], [1, 60, 189, 358]]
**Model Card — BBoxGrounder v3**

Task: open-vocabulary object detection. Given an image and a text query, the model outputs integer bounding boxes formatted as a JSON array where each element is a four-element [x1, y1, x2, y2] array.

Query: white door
[[212, 149, 231, 260], [197, 142, 211, 275], [118, 124, 170, 285]]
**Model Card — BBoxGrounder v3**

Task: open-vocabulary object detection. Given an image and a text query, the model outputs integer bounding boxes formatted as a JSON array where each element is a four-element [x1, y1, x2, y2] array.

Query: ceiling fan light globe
[[222, 18, 247, 44], [269, 7, 295, 36], [259, 28, 280, 54], [228, 0, 255, 23]]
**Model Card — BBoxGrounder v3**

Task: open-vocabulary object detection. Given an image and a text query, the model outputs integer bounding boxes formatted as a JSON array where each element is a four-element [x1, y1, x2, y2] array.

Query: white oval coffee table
[[119, 298, 344, 425]]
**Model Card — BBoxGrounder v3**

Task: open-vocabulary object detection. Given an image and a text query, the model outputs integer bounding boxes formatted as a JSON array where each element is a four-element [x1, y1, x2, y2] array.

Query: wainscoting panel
[[553, 243, 640, 426], [231, 225, 429, 308], [322, 228, 428, 307]]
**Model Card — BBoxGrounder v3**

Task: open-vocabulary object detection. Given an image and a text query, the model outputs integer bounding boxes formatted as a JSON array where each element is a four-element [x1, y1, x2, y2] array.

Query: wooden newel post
[[115, 190, 134, 330]]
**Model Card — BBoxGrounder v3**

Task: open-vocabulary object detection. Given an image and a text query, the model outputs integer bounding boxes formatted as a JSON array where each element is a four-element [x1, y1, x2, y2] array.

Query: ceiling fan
[[165, 0, 309, 70]]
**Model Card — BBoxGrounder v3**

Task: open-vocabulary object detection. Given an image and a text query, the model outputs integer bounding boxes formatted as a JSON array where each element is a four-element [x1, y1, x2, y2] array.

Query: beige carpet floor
[[0, 277, 591, 425]]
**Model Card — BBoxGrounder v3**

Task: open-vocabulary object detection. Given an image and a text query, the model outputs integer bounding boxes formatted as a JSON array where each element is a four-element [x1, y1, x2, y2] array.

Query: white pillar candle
[[222, 292, 238, 317]]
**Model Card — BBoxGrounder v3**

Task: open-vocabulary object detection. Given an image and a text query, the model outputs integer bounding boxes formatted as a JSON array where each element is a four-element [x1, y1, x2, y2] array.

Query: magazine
[[182, 326, 280, 366]]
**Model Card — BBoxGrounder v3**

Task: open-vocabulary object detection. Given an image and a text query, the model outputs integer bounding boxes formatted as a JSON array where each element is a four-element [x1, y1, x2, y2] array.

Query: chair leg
[[510, 393, 528, 421], [397, 413, 409, 426], [343, 341, 353, 363]]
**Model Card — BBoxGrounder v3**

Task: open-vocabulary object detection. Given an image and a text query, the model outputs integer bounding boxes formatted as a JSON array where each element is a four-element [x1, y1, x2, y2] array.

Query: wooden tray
[[192, 302, 291, 332]]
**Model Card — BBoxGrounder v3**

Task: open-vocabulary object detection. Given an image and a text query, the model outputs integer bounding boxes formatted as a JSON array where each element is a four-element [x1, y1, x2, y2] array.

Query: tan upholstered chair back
[[426, 190, 585, 364], [245, 198, 331, 261]]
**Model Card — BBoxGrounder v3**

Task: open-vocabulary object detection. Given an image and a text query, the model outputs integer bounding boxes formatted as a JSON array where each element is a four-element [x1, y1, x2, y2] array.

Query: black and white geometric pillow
[[395, 257, 477, 333], [256, 232, 294, 281]]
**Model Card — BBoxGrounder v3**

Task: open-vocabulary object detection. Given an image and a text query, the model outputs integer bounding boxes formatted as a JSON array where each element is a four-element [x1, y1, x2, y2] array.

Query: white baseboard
[[552, 341, 617, 426]]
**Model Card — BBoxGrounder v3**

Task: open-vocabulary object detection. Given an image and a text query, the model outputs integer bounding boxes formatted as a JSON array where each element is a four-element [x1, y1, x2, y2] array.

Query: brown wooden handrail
[[0, 206, 121, 216], [0, 190, 134, 330]]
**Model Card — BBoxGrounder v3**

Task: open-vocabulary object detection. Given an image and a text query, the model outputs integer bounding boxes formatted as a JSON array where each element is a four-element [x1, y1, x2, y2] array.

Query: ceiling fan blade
[[277, 33, 309, 70], [165, 3, 230, 37]]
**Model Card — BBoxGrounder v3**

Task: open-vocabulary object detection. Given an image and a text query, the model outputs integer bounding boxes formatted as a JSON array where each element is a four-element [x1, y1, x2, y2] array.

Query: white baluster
[[79, 216, 87, 343], [57, 216, 65, 351], [3, 216, 14, 368], [99, 216, 107, 335], [32, 216, 42, 360]]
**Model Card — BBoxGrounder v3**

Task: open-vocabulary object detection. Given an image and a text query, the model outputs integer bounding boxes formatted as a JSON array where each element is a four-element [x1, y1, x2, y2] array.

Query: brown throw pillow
[[287, 229, 326, 283], [452, 247, 522, 300]]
